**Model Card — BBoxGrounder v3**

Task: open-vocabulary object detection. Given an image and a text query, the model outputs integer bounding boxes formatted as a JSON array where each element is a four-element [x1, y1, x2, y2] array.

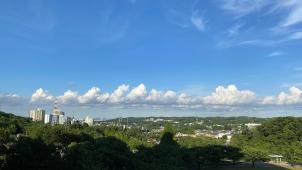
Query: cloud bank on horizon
[[2, 84, 302, 110]]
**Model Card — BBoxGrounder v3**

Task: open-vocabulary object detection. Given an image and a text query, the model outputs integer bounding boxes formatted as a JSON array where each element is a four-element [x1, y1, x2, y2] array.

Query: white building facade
[[29, 108, 45, 122]]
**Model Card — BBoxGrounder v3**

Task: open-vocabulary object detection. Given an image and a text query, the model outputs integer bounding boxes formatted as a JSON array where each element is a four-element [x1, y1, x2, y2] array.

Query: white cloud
[[163, 90, 177, 103], [203, 85, 256, 105], [146, 89, 162, 102], [127, 84, 147, 102], [146, 89, 180, 104], [268, 51, 286, 57], [108, 84, 129, 104], [24, 84, 302, 108], [228, 23, 243, 37], [78, 87, 102, 104], [96, 93, 110, 103], [28, 85, 256, 106], [177, 93, 197, 105], [220, 0, 302, 30], [262, 96, 275, 105], [221, 0, 272, 17], [57, 90, 79, 104], [191, 11, 206, 31], [31, 88, 55, 103], [279, 0, 302, 27], [262, 86, 302, 105]]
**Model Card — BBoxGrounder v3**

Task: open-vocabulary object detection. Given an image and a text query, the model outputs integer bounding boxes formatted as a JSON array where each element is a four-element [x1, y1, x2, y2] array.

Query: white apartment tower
[[85, 116, 94, 126], [29, 108, 45, 122]]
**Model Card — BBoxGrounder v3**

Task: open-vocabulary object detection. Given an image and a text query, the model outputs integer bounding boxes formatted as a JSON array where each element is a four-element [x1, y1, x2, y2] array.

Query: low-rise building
[[245, 123, 262, 129]]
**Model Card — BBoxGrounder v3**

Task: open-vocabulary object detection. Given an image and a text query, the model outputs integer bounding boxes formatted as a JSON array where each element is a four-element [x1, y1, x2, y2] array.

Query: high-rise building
[[29, 108, 45, 122], [85, 116, 94, 126], [44, 114, 53, 124], [53, 101, 65, 116], [51, 115, 59, 125], [49, 101, 65, 125], [58, 115, 65, 124]]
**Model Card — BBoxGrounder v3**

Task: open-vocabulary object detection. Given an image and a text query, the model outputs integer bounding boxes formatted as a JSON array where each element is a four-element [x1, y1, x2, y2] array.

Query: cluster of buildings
[[244, 123, 262, 129], [29, 102, 66, 125], [29, 101, 95, 126]]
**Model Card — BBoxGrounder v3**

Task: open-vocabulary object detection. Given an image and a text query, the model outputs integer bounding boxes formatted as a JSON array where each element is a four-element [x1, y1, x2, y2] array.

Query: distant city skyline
[[1, 0, 302, 117]]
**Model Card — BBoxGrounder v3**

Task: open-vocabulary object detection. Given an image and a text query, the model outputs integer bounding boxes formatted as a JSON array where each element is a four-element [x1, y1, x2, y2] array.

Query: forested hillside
[[1, 111, 301, 169], [231, 117, 302, 164]]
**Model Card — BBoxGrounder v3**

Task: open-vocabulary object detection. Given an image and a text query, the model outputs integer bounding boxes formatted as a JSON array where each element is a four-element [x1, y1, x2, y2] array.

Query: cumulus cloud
[[203, 85, 256, 105], [108, 84, 129, 104], [31, 88, 55, 103], [163, 91, 178, 103], [177, 93, 194, 105], [146, 89, 162, 102], [96, 93, 110, 103], [127, 84, 147, 102], [57, 90, 79, 104], [144, 89, 180, 105], [78, 87, 102, 104], [262, 86, 302, 105], [24, 84, 302, 108]]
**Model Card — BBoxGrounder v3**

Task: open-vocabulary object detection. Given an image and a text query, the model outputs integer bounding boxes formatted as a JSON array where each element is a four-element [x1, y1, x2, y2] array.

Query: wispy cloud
[[279, 0, 302, 27], [268, 51, 286, 57], [166, 9, 190, 28], [217, 39, 286, 48], [220, 0, 272, 17], [289, 31, 302, 39], [227, 23, 243, 37], [191, 10, 206, 31], [219, 0, 302, 47]]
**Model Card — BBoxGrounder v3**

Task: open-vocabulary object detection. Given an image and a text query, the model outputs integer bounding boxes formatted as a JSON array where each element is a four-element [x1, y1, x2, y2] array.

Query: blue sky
[[1, 0, 302, 118]]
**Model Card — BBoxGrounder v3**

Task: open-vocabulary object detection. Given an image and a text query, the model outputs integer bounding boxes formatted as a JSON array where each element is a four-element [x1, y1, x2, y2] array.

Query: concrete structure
[[71, 118, 82, 125], [85, 116, 94, 126], [53, 101, 65, 116], [47, 101, 65, 125], [245, 123, 262, 129], [51, 115, 59, 124], [269, 155, 283, 163], [58, 115, 65, 124], [29, 108, 45, 122], [44, 114, 53, 124]]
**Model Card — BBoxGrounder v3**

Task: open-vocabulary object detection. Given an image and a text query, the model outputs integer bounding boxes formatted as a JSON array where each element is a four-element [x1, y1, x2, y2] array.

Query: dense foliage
[[1, 111, 301, 170], [231, 117, 302, 164]]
